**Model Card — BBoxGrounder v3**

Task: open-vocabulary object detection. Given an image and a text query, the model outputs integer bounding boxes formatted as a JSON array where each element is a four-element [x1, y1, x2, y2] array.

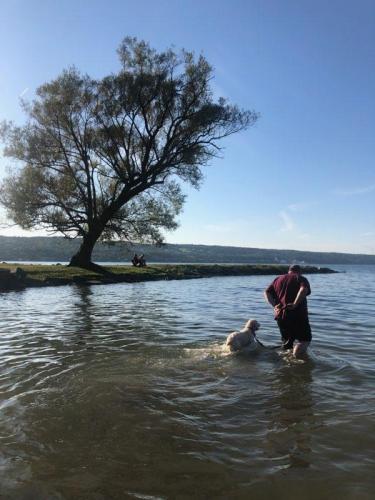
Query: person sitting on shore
[[225, 319, 261, 353], [131, 254, 139, 266], [138, 254, 146, 267]]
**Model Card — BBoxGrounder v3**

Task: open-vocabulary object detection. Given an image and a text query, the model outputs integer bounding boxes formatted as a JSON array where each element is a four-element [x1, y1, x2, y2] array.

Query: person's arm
[[264, 284, 281, 308], [264, 288, 282, 316], [264, 290, 277, 307], [287, 285, 308, 310]]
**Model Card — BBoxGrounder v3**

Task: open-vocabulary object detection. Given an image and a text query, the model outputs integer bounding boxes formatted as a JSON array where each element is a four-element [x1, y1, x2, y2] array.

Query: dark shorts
[[277, 317, 312, 349]]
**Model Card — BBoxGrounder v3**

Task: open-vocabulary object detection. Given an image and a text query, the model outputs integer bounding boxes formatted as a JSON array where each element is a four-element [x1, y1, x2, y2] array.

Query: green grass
[[1, 263, 99, 281]]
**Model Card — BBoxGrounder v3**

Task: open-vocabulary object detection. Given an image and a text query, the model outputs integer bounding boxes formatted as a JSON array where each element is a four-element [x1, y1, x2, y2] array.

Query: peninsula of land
[[0, 263, 336, 291]]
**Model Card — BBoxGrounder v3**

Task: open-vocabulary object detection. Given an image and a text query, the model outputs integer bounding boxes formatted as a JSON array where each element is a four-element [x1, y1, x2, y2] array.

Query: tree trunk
[[68, 233, 108, 273]]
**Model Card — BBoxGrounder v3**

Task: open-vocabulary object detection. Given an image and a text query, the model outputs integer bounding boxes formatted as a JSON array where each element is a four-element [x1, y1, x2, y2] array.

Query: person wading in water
[[264, 264, 312, 358]]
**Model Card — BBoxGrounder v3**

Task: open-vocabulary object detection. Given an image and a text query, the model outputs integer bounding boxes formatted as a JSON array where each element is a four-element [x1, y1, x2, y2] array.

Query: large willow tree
[[0, 38, 258, 270]]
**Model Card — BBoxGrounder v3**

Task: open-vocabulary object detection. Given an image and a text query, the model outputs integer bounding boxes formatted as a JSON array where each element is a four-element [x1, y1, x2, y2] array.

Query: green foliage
[[0, 38, 257, 266]]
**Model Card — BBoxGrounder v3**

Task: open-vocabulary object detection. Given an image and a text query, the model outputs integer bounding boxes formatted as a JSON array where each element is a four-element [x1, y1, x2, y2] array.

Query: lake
[[1, 265, 374, 499]]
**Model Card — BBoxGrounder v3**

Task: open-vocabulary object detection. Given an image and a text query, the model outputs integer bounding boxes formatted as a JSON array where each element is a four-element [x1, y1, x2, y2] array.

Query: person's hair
[[289, 264, 301, 273]]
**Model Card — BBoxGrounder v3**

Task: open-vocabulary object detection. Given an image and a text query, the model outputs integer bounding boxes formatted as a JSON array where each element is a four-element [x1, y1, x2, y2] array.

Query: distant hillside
[[0, 236, 375, 264]]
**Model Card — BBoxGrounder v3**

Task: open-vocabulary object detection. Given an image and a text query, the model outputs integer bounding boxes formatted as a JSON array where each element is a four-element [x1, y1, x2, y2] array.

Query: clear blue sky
[[0, 0, 374, 254]]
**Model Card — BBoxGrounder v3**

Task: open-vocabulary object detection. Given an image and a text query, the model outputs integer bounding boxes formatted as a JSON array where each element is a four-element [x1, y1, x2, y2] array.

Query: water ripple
[[1, 266, 375, 498]]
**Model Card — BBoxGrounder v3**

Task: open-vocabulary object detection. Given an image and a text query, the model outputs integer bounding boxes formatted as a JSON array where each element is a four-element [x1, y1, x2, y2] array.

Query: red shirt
[[266, 272, 311, 320]]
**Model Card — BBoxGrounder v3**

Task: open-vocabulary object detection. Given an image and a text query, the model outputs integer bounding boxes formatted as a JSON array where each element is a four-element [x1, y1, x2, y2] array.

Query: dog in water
[[225, 319, 261, 353]]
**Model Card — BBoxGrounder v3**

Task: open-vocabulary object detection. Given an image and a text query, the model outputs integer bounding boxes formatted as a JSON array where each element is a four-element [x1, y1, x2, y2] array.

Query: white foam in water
[[183, 339, 268, 362], [279, 349, 308, 365], [183, 342, 229, 361]]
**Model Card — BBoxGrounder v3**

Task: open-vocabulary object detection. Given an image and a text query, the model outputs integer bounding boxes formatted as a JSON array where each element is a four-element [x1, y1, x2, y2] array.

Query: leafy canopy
[[0, 37, 258, 246]]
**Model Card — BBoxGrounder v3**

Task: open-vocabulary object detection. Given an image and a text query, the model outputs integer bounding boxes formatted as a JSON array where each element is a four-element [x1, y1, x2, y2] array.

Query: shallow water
[[1, 265, 374, 499]]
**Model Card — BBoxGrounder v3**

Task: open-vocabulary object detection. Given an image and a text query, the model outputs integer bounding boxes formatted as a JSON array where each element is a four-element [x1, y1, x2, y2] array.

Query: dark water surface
[[1, 266, 374, 499]]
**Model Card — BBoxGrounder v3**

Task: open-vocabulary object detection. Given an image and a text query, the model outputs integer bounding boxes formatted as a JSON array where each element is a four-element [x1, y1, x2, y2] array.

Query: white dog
[[225, 319, 261, 353]]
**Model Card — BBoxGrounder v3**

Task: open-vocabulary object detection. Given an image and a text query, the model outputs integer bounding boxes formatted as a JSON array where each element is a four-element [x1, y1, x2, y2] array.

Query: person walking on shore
[[264, 264, 312, 358]]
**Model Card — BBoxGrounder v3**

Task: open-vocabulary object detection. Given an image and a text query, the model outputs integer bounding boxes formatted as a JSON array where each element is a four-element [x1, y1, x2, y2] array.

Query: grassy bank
[[0, 263, 336, 290]]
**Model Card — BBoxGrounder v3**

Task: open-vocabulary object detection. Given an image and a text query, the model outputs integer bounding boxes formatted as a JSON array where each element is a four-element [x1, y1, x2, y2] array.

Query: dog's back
[[225, 329, 256, 352]]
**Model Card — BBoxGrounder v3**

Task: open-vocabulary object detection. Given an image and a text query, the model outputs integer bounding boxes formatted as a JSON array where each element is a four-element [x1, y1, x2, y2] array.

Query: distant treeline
[[0, 236, 374, 265]]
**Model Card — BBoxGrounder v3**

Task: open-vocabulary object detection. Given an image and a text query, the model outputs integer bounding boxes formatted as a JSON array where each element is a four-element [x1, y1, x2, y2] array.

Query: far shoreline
[[0, 263, 337, 292]]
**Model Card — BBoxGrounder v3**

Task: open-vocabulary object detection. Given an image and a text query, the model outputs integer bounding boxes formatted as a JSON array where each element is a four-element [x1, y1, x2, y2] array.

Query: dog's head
[[245, 319, 260, 331]]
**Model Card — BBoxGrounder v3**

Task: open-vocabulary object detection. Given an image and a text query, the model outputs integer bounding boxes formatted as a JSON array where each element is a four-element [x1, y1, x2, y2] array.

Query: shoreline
[[0, 263, 337, 291]]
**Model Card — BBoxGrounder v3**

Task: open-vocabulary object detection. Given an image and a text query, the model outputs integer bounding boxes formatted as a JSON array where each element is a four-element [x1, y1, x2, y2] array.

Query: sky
[[0, 0, 374, 254]]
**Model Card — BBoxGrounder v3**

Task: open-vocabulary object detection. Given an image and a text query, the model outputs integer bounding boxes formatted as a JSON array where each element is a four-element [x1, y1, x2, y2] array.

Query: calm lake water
[[1, 265, 374, 499]]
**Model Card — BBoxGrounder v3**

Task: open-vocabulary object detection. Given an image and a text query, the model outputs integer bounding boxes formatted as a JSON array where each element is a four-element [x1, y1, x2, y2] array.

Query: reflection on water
[[1, 267, 375, 499], [266, 360, 314, 470]]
